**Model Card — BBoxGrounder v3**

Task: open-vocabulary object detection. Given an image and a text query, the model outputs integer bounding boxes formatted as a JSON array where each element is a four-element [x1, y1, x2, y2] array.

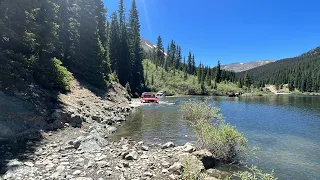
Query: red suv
[[140, 92, 159, 103]]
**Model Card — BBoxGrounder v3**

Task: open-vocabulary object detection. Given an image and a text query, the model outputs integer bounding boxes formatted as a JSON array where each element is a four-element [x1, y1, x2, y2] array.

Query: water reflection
[[112, 95, 320, 180]]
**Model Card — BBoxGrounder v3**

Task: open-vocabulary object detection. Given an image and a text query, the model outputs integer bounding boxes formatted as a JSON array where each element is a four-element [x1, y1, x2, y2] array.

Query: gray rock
[[56, 165, 65, 172], [141, 145, 149, 151], [74, 178, 93, 180], [125, 151, 138, 160], [162, 169, 169, 173], [96, 161, 110, 168], [162, 142, 175, 149], [95, 155, 107, 161], [143, 172, 153, 177], [107, 126, 117, 134], [161, 161, 170, 168], [191, 149, 212, 158], [24, 161, 34, 167], [183, 143, 196, 153], [141, 155, 148, 159], [75, 158, 85, 166], [68, 140, 74, 145], [168, 162, 183, 173], [72, 170, 82, 175], [105, 170, 113, 176], [169, 174, 178, 180], [123, 162, 130, 168]]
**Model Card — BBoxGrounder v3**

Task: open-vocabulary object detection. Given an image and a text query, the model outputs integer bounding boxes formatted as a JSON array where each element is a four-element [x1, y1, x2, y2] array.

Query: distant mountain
[[237, 46, 320, 92], [221, 60, 275, 72], [140, 37, 167, 56], [140, 37, 156, 52]]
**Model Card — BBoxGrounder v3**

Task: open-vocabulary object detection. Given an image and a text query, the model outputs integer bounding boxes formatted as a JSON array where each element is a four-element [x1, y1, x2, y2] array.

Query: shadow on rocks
[[0, 133, 43, 175]]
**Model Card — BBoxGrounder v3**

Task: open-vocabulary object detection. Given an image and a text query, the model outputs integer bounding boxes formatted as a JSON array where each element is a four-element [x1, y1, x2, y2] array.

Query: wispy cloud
[[140, 0, 152, 35]]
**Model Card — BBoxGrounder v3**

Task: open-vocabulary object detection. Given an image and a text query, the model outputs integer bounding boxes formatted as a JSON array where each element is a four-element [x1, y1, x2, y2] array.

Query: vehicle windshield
[[143, 94, 154, 98]]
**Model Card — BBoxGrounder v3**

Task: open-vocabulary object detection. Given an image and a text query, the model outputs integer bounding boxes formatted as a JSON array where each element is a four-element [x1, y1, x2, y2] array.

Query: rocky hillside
[[141, 37, 157, 52], [221, 60, 275, 72], [0, 79, 132, 141]]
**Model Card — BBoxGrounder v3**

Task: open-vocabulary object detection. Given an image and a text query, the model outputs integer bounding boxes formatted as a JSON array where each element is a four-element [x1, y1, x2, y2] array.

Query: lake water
[[113, 95, 320, 180]]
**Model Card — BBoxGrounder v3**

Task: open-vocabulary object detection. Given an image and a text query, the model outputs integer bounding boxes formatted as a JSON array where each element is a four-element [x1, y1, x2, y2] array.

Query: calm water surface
[[113, 95, 320, 180]]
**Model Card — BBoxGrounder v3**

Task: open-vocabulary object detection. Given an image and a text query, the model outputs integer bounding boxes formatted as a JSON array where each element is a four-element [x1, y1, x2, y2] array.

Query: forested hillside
[[143, 59, 243, 95], [0, 0, 144, 94], [143, 36, 239, 95], [237, 47, 320, 92]]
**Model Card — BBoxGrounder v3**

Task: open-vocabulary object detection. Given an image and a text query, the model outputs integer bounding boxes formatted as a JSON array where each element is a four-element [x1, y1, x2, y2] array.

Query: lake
[[112, 95, 320, 180]]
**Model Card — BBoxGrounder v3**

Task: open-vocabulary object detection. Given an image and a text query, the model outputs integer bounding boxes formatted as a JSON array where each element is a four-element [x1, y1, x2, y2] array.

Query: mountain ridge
[[221, 60, 275, 72]]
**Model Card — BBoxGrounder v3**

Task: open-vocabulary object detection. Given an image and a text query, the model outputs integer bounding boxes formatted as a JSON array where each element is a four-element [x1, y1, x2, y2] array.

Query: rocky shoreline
[[0, 125, 227, 180], [0, 80, 228, 180]]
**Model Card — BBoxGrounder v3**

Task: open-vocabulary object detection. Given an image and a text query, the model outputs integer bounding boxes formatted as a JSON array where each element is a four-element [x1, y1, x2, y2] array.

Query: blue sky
[[104, 0, 320, 66]]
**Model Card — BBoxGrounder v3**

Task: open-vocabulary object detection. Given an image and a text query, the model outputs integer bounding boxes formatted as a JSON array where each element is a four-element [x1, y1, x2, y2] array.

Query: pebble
[[72, 170, 82, 175], [24, 161, 34, 167], [162, 142, 175, 149]]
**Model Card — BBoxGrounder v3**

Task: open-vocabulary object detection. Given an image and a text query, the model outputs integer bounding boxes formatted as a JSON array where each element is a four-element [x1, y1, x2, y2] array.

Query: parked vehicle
[[156, 91, 166, 97], [140, 92, 159, 103]]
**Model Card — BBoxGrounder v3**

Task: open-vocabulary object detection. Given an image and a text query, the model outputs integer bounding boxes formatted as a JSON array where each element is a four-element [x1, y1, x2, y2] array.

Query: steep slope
[[221, 60, 275, 72], [140, 37, 168, 56], [237, 47, 320, 92], [140, 37, 156, 52]]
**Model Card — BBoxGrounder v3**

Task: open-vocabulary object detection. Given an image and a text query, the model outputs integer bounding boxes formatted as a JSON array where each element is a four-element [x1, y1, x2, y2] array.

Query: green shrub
[[181, 157, 208, 180], [180, 100, 248, 162], [52, 58, 73, 91], [34, 57, 73, 92], [227, 165, 277, 180]]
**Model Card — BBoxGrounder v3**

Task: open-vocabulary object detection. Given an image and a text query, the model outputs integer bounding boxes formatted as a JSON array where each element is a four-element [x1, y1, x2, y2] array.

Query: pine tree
[[243, 72, 251, 90], [187, 51, 192, 74], [192, 55, 196, 74], [197, 62, 202, 84], [216, 60, 221, 83], [214, 80, 217, 90], [109, 12, 120, 74], [183, 57, 188, 80], [76, 0, 106, 87], [151, 73, 154, 85], [95, 0, 111, 79], [288, 77, 295, 91], [176, 45, 182, 70], [117, 0, 131, 86], [156, 35, 165, 67], [206, 67, 211, 86], [128, 0, 144, 93]]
